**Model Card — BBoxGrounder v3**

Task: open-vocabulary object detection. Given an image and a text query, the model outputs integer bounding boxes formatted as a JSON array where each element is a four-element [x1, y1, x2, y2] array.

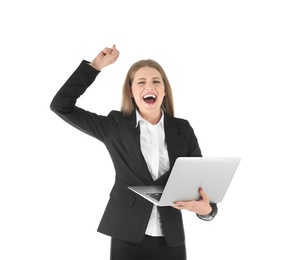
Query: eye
[[153, 80, 161, 84], [137, 81, 145, 85]]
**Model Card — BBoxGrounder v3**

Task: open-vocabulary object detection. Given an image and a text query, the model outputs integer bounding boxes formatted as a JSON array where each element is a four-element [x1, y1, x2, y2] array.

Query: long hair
[[120, 59, 174, 117]]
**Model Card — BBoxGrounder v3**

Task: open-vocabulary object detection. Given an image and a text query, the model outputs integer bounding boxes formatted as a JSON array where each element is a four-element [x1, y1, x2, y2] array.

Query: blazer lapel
[[164, 114, 184, 168], [120, 114, 155, 185], [121, 113, 184, 186], [154, 114, 184, 185]]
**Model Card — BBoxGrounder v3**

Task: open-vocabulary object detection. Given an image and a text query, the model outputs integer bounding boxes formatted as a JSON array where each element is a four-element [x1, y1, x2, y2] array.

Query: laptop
[[128, 157, 241, 207]]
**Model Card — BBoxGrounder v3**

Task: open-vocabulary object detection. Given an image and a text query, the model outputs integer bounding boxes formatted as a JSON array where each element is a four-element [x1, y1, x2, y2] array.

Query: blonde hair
[[120, 59, 174, 117]]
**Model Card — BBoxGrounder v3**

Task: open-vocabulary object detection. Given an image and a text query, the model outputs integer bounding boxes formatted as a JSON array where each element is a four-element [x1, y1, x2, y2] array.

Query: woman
[[50, 45, 218, 260]]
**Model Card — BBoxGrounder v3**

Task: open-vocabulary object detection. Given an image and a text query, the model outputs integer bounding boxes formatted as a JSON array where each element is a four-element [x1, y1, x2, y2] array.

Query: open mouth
[[143, 94, 157, 104]]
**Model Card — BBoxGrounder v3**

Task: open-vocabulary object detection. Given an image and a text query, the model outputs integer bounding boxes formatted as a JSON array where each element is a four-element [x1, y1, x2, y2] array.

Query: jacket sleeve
[[50, 60, 115, 142], [185, 120, 203, 157], [185, 121, 219, 221]]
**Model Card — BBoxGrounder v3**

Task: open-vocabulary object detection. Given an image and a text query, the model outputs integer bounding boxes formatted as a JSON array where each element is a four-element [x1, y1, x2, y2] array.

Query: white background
[[1, 0, 306, 259]]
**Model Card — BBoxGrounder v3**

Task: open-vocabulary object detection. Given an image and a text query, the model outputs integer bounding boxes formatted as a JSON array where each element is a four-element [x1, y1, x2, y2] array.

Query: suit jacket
[[50, 60, 218, 247]]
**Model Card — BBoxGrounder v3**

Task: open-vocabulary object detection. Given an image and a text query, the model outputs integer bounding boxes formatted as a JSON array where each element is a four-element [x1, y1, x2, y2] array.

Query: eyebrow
[[136, 77, 161, 81]]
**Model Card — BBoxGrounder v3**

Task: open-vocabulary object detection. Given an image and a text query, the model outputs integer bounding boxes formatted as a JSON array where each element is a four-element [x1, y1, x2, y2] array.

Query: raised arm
[[50, 45, 120, 113], [50, 45, 120, 141]]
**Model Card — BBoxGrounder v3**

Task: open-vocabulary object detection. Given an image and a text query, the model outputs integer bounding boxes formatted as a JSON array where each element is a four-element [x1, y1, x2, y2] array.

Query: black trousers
[[110, 235, 187, 260]]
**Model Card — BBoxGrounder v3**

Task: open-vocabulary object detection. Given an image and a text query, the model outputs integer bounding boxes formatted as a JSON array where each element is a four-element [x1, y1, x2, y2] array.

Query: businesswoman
[[50, 45, 218, 260]]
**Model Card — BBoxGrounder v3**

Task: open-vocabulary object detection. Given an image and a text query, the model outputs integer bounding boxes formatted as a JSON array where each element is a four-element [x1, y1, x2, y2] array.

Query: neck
[[139, 110, 162, 125]]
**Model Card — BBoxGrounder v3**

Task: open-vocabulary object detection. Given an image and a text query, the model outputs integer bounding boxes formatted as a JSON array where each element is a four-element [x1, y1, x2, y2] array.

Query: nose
[[145, 86, 154, 91], [146, 81, 155, 89]]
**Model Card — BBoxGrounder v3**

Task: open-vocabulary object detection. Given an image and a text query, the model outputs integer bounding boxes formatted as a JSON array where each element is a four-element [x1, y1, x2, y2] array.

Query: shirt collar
[[135, 110, 164, 128]]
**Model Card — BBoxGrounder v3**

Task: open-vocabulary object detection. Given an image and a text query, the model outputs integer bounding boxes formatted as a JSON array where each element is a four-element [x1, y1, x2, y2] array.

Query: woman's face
[[131, 66, 165, 119]]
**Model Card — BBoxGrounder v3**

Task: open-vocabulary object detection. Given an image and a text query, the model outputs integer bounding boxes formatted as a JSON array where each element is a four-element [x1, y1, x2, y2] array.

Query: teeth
[[143, 94, 156, 99]]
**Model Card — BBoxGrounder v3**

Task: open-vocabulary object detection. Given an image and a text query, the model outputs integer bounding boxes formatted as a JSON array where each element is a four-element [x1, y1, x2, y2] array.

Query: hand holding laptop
[[173, 187, 213, 215]]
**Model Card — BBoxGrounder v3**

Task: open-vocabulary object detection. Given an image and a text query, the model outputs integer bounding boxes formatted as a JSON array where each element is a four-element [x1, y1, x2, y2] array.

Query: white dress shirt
[[136, 110, 170, 236]]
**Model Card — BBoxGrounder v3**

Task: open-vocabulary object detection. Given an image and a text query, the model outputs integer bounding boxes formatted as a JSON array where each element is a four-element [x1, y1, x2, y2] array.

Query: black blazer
[[50, 60, 218, 247]]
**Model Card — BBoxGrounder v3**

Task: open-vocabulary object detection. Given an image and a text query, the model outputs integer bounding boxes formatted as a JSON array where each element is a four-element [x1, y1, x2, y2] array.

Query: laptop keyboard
[[146, 193, 162, 201]]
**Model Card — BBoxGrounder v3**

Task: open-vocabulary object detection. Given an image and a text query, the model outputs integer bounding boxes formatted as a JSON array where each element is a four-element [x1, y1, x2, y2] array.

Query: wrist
[[89, 61, 102, 71], [197, 204, 212, 216], [197, 203, 217, 221]]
